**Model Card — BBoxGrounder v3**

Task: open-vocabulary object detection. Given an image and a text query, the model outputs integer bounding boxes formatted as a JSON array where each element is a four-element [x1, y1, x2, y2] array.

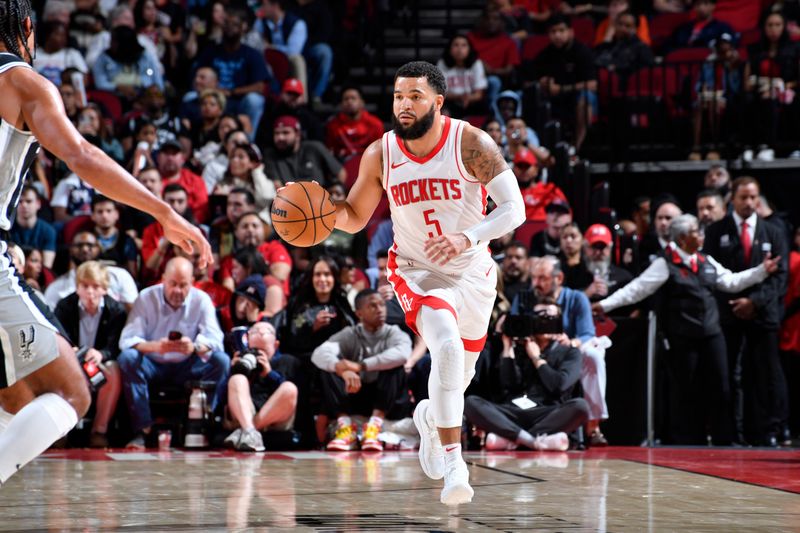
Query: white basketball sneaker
[[533, 432, 569, 451], [412, 399, 444, 480], [440, 459, 473, 505]]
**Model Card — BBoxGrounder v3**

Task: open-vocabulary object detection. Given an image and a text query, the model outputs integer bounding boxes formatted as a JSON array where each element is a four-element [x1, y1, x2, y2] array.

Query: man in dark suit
[[54, 261, 128, 448], [703, 176, 789, 446]]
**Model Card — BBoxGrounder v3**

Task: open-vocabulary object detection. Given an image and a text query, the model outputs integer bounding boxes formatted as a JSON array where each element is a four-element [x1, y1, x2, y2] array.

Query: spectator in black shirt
[[665, 0, 734, 52], [594, 10, 655, 75], [90, 196, 140, 279], [530, 200, 573, 257], [263, 115, 345, 187], [524, 14, 598, 150]]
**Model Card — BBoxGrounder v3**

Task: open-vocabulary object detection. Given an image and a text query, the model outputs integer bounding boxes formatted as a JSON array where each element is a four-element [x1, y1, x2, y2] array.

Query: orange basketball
[[271, 181, 337, 247]]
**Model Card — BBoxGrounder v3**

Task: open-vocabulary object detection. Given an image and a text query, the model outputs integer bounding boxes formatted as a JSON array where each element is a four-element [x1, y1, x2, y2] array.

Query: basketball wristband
[[462, 169, 525, 248]]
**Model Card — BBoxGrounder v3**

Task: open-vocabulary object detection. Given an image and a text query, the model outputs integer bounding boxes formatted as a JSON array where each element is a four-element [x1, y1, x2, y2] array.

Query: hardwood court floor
[[2, 447, 800, 532]]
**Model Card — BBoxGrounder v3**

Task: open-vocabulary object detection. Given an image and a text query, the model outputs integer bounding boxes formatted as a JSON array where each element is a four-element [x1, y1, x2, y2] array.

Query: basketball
[[271, 181, 337, 247]]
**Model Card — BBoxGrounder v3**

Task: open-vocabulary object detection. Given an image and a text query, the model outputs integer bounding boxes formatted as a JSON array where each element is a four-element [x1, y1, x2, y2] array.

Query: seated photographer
[[118, 257, 229, 449], [512, 256, 608, 446], [224, 322, 300, 452], [311, 289, 411, 452], [465, 303, 589, 451], [592, 214, 780, 445], [54, 261, 127, 448]]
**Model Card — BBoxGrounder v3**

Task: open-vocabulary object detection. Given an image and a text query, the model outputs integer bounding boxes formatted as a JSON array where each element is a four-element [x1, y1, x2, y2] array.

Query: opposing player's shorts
[[0, 246, 62, 389], [387, 247, 497, 353]]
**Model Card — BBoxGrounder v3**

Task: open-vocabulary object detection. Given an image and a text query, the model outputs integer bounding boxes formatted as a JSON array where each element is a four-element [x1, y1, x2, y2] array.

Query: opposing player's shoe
[[484, 432, 517, 451], [361, 422, 383, 452], [440, 460, 473, 505], [327, 423, 359, 451], [533, 432, 569, 451], [413, 399, 444, 479]]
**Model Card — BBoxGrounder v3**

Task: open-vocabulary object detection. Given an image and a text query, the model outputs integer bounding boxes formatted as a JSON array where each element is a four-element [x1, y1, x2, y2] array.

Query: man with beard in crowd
[[501, 241, 530, 303], [263, 115, 345, 187], [582, 224, 633, 304], [325, 86, 385, 160]]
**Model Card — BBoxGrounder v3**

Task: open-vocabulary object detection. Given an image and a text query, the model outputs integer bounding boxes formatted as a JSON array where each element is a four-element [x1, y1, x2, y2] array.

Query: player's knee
[[65, 381, 91, 418], [437, 339, 464, 391]]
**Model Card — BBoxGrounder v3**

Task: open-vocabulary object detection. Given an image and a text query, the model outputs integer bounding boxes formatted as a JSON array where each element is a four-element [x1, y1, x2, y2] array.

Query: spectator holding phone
[[117, 257, 228, 449]]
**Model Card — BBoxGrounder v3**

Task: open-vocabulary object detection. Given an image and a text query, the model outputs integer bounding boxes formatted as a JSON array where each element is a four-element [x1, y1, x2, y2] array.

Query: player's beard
[[392, 104, 436, 140]]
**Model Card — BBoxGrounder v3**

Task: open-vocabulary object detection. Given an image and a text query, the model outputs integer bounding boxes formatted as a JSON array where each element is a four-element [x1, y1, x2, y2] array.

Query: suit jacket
[[54, 293, 128, 361], [703, 214, 788, 330]]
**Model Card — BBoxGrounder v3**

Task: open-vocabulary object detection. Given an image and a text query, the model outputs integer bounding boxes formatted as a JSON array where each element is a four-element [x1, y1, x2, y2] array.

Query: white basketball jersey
[[382, 116, 488, 274]]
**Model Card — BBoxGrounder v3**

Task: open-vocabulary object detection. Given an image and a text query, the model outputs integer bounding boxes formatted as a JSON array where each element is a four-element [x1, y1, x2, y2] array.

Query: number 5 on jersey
[[423, 209, 442, 238]]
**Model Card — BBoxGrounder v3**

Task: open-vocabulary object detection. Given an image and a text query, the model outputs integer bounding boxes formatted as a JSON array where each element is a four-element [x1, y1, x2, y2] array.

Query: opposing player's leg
[[0, 334, 90, 484], [416, 305, 473, 505]]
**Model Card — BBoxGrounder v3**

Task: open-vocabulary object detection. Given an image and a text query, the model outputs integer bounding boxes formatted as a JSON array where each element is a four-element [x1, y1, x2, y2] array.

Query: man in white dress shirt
[[593, 214, 779, 445], [117, 257, 228, 449]]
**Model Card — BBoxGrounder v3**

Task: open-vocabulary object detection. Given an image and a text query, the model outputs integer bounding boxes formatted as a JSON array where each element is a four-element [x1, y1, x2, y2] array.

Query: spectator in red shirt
[[219, 211, 292, 296], [467, 8, 521, 103], [157, 138, 209, 223], [513, 148, 568, 222], [140, 184, 198, 284], [325, 86, 384, 160]]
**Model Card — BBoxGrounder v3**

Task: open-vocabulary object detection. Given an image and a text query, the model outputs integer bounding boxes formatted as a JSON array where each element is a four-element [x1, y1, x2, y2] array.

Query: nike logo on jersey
[[485, 265, 493, 277], [391, 161, 408, 169], [389, 178, 462, 206]]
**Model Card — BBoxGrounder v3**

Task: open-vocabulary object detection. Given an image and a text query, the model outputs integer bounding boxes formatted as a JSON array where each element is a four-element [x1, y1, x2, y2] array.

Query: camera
[[231, 348, 265, 378], [76, 347, 107, 390], [503, 291, 564, 340]]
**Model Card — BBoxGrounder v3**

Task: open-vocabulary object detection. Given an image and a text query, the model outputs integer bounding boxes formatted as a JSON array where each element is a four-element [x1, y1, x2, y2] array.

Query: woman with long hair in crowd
[[436, 34, 488, 118]]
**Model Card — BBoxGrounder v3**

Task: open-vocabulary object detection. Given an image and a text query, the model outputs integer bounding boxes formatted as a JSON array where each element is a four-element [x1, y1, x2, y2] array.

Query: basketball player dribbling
[[0, 0, 211, 486], [334, 62, 525, 504]]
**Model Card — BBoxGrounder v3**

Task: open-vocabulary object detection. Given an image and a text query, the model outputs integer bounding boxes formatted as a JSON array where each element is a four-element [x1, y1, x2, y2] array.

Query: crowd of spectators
[[444, 0, 800, 160], [11, 0, 800, 452]]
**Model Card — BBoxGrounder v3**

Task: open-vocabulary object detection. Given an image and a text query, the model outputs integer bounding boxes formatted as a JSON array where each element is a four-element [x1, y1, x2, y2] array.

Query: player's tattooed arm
[[461, 125, 510, 186]]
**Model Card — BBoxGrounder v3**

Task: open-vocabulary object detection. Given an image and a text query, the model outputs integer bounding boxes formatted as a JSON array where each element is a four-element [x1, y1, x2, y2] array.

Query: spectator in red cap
[[325, 86, 385, 160], [514, 147, 568, 223], [263, 115, 346, 187], [257, 77, 324, 147], [583, 224, 633, 303]]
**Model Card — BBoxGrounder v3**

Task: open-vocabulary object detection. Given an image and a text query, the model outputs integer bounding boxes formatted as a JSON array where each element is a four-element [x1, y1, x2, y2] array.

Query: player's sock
[[443, 442, 463, 466], [0, 393, 78, 483], [0, 407, 13, 435], [418, 306, 464, 429]]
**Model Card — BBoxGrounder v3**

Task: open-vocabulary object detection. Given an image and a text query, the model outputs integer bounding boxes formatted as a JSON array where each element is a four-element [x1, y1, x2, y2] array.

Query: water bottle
[[187, 387, 206, 420]]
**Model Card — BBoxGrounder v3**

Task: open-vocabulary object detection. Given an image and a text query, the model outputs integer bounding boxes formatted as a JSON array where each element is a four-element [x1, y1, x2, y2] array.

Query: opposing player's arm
[[334, 139, 385, 233], [461, 124, 510, 185], [12, 69, 212, 264]]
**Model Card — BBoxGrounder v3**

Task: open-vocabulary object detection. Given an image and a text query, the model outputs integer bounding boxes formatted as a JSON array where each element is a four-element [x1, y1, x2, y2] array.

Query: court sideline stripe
[[620, 458, 800, 496]]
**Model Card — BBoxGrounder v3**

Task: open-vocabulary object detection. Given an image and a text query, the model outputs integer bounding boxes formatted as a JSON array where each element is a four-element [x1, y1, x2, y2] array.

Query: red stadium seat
[[514, 220, 547, 248], [522, 35, 550, 61], [343, 153, 362, 189], [86, 90, 123, 124], [665, 47, 712, 64], [649, 12, 693, 50], [61, 215, 94, 246], [265, 49, 291, 86], [571, 17, 595, 46], [740, 28, 761, 46]]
